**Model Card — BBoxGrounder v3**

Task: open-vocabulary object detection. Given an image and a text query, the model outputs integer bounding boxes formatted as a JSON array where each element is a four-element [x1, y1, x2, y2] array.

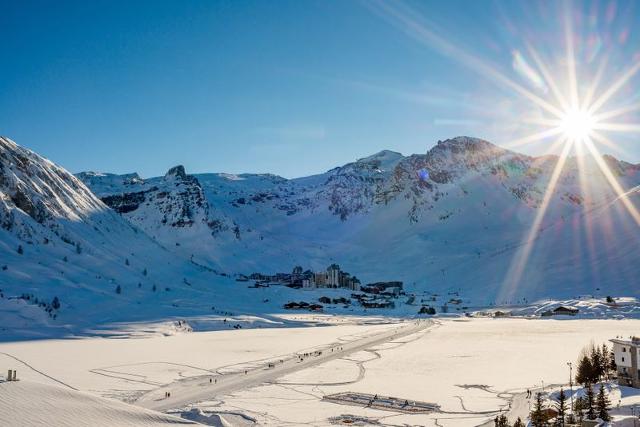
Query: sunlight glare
[[560, 109, 595, 142]]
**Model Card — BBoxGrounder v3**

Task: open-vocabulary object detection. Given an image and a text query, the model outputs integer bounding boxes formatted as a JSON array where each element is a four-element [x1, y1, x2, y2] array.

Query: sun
[[559, 108, 595, 142]]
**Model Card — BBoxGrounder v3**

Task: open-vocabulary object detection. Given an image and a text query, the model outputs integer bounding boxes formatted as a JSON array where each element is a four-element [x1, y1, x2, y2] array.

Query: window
[[623, 347, 627, 352], [622, 357, 625, 362]]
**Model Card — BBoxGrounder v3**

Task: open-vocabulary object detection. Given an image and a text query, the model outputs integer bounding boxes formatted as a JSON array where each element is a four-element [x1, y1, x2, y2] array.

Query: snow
[[0, 380, 197, 426], [184, 318, 640, 426]]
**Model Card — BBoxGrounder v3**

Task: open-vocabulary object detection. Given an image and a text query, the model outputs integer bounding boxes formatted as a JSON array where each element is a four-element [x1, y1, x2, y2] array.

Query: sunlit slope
[[79, 136, 640, 303]]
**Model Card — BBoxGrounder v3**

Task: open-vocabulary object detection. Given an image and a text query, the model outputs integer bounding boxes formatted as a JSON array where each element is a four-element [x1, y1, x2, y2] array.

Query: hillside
[[1, 135, 639, 337], [76, 136, 640, 304]]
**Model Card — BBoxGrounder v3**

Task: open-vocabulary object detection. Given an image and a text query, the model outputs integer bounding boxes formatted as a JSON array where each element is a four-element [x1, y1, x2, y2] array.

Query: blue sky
[[1, 0, 639, 178]]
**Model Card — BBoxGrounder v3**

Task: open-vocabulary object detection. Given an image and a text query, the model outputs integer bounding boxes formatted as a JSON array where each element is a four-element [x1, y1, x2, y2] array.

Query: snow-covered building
[[610, 337, 640, 388], [302, 265, 361, 291]]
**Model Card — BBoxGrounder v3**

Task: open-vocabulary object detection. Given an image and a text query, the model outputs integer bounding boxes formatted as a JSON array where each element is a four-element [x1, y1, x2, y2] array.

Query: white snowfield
[[1, 318, 638, 426], [136, 320, 429, 412], [0, 380, 197, 427]]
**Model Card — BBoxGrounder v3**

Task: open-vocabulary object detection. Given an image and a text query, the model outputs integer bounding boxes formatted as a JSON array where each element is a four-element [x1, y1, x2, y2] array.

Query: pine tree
[[513, 417, 525, 427], [17, 245, 23, 255], [596, 384, 611, 421], [585, 383, 596, 420], [573, 396, 585, 423], [125, 258, 130, 266], [63, 256, 68, 262], [143, 268, 148, 276], [115, 285, 122, 294], [51, 296, 60, 310], [531, 392, 547, 427], [555, 388, 567, 426], [576, 355, 594, 385], [495, 414, 510, 427], [609, 349, 617, 375], [76, 242, 82, 254], [590, 345, 603, 382], [152, 284, 157, 292]]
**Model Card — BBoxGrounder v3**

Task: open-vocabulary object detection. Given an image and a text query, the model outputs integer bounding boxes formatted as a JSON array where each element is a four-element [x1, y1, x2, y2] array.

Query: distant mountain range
[[1, 135, 639, 334]]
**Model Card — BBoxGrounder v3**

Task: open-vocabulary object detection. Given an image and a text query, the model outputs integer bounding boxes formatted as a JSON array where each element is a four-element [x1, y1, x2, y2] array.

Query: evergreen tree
[[125, 258, 130, 266], [573, 396, 585, 423], [555, 388, 567, 426], [585, 383, 596, 420], [494, 414, 510, 427], [590, 345, 603, 382], [609, 349, 617, 375], [531, 392, 547, 427], [143, 268, 148, 276], [63, 256, 68, 262], [17, 245, 23, 255], [115, 285, 122, 294], [513, 417, 525, 427], [76, 242, 82, 254], [152, 284, 157, 292], [596, 384, 611, 421], [576, 355, 594, 385], [51, 296, 60, 310]]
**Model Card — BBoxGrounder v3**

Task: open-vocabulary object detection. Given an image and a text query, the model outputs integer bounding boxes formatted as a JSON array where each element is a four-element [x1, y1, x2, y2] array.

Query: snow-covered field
[[2, 317, 639, 426], [182, 318, 640, 426]]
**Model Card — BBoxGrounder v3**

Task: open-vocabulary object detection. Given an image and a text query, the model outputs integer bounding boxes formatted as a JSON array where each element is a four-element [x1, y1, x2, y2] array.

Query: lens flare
[[559, 109, 595, 142]]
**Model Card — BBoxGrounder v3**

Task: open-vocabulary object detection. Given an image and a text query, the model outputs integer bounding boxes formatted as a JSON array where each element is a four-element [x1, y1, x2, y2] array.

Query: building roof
[[609, 337, 640, 347]]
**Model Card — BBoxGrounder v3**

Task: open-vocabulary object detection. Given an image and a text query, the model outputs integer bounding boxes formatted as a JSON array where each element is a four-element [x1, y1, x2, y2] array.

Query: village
[[237, 264, 405, 311]]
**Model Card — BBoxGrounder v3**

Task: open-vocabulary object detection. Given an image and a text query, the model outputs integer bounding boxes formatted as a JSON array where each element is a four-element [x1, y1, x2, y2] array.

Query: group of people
[[164, 391, 171, 399]]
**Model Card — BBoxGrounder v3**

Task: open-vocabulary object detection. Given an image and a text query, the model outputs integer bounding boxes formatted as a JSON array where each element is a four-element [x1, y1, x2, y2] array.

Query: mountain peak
[[355, 150, 404, 171], [165, 165, 187, 180], [435, 136, 498, 152]]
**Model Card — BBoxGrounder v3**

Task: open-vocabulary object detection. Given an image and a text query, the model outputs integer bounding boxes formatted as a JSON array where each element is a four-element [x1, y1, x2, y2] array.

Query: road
[[136, 319, 431, 412]]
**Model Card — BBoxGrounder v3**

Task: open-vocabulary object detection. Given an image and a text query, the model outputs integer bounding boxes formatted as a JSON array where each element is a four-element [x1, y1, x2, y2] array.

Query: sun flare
[[559, 109, 595, 143]]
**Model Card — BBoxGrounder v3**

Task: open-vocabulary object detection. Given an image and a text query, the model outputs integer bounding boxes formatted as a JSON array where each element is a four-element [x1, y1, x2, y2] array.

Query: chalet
[[361, 281, 403, 296], [541, 306, 579, 316], [610, 337, 640, 388]]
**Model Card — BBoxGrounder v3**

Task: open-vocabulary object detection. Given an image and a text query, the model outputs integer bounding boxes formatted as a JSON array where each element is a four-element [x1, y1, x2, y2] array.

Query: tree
[[17, 245, 23, 255], [513, 417, 525, 427], [143, 268, 148, 276], [51, 296, 60, 310], [555, 388, 567, 426], [585, 383, 596, 420], [606, 296, 614, 303], [115, 285, 122, 294], [573, 396, 585, 423], [76, 242, 82, 254], [609, 349, 617, 375], [125, 258, 130, 266], [576, 354, 594, 385], [494, 414, 510, 427], [152, 284, 157, 292], [590, 345, 603, 382], [63, 256, 68, 262], [530, 392, 547, 427], [596, 384, 611, 421]]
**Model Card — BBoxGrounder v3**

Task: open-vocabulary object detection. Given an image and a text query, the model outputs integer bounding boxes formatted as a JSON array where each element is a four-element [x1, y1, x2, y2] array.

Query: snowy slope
[[0, 380, 199, 427], [77, 136, 640, 305], [0, 137, 317, 338]]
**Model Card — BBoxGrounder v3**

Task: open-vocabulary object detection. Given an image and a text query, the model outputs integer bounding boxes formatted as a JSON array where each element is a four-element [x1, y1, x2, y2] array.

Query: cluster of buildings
[[301, 264, 361, 291], [246, 264, 405, 311], [244, 264, 361, 290]]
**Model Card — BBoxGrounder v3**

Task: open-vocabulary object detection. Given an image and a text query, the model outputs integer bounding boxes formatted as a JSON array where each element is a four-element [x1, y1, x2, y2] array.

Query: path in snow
[[135, 319, 432, 412]]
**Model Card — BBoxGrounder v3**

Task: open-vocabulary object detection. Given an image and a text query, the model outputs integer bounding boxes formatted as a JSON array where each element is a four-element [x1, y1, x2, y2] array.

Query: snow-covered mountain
[[1, 134, 638, 336], [74, 136, 640, 304], [0, 137, 294, 338]]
